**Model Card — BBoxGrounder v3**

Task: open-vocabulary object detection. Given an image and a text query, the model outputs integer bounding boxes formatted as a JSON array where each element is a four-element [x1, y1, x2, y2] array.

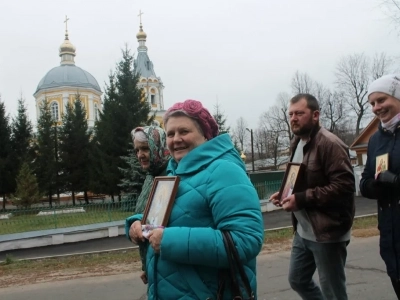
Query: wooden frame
[[278, 163, 305, 202], [142, 176, 180, 226]]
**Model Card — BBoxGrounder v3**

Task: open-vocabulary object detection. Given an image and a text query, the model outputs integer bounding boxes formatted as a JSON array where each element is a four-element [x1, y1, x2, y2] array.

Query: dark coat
[[291, 125, 355, 242], [360, 122, 400, 280]]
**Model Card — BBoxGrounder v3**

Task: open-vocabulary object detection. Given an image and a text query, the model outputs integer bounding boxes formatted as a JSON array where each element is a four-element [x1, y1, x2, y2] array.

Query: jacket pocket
[[306, 160, 324, 187]]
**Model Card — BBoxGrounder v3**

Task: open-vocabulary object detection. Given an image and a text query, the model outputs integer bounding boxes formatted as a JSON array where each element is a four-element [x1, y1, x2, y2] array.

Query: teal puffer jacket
[[129, 134, 264, 300]]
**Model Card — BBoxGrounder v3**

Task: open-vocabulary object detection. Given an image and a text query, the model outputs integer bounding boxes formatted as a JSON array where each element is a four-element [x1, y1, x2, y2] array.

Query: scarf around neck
[[382, 113, 400, 133]]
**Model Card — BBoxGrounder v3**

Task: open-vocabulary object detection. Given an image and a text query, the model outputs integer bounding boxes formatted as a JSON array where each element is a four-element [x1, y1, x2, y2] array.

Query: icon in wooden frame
[[278, 162, 305, 202], [142, 176, 180, 227]]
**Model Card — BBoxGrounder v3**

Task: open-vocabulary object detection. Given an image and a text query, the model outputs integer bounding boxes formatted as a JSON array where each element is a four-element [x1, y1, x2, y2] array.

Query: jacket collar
[[167, 134, 243, 175], [290, 123, 322, 154], [378, 120, 400, 136]]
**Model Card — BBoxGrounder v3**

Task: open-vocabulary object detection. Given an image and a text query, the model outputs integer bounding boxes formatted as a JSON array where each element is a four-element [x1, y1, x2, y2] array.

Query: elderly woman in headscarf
[[360, 74, 400, 299], [128, 100, 264, 300], [125, 125, 170, 283]]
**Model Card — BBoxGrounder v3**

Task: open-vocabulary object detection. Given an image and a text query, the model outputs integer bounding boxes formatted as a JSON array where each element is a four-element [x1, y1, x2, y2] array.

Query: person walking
[[270, 93, 355, 300], [360, 74, 400, 299], [128, 99, 264, 299]]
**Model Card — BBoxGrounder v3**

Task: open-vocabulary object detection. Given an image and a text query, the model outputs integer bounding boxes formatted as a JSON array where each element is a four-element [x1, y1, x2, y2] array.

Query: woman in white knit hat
[[360, 74, 400, 299]]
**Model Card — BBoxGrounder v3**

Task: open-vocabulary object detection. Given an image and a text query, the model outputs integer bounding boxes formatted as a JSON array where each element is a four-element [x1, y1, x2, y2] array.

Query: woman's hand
[[129, 220, 144, 243], [148, 228, 164, 254]]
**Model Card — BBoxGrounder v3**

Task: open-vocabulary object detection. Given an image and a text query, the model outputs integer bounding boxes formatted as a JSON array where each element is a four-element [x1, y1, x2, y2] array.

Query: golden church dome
[[59, 33, 76, 55], [136, 25, 147, 40]]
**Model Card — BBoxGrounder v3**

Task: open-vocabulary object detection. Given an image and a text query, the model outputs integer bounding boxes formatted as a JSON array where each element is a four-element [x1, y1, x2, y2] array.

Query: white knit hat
[[367, 74, 400, 100]]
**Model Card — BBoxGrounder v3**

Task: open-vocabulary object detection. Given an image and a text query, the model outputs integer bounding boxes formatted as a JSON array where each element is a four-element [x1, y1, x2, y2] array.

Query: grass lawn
[[0, 205, 133, 235]]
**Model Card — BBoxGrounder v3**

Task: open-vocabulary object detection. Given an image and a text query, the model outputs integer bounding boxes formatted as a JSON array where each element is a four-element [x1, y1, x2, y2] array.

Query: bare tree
[[371, 52, 394, 80], [381, 0, 400, 29], [291, 71, 315, 95], [320, 91, 347, 133], [335, 52, 393, 135], [258, 93, 292, 169], [233, 117, 248, 151]]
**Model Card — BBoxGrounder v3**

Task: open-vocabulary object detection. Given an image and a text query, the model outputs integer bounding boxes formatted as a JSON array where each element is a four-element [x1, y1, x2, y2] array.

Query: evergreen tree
[[119, 147, 146, 210], [11, 96, 34, 186], [0, 99, 13, 210], [12, 161, 41, 208], [213, 101, 230, 135], [34, 100, 59, 206], [58, 95, 91, 205], [92, 47, 151, 199]]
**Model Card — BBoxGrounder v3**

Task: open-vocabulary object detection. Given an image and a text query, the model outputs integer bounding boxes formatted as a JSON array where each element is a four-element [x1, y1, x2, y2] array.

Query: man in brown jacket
[[270, 93, 355, 300]]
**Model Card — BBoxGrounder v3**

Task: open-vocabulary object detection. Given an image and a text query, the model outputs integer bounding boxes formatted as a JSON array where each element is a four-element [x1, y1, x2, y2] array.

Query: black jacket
[[360, 122, 400, 279]]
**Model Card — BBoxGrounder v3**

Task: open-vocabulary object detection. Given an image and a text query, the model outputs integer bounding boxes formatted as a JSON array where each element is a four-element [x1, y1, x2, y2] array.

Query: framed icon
[[376, 153, 389, 174], [142, 176, 180, 227], [278, 163, 305, 202]]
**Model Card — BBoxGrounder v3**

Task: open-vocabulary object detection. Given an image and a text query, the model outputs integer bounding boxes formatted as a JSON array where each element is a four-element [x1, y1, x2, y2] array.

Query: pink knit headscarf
[[163, 99, 219, 140]]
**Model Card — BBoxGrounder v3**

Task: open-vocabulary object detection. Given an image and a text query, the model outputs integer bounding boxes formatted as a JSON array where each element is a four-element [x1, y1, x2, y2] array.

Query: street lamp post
[[246, 128, 255, 172]]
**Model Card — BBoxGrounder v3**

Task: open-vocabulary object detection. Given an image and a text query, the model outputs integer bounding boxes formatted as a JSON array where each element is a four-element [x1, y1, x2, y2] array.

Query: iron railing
[[0, 200, 136, 235], [0, 181, 282, 235]]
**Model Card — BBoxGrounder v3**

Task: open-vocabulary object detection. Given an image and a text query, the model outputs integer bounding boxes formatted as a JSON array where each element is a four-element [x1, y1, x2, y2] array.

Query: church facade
[[134, 16, 166, 126], [34, 21, 102, 128], [34, 16, 165, 127]]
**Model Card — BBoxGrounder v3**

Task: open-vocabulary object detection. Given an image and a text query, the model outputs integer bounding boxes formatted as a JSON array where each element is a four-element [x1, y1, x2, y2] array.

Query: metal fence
[[252, 180, 282, 200], [0, 200, 136, 235], [0, 181, 282, 235]]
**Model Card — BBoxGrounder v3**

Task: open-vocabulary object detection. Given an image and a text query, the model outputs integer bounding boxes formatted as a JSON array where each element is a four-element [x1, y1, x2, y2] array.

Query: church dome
[[35, 65, 101, 94], [136, 25, 147, 40], [59, 36, 76, 55], [34, 30, 101, 95]]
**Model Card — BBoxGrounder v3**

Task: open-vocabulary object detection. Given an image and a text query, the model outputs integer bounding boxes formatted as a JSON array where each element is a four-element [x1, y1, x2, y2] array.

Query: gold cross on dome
[[138, 10, 144, 25], [64, 15, 70, 32]]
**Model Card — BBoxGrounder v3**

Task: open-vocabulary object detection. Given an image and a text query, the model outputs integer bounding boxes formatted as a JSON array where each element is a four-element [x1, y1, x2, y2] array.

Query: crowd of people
[[123, 73, 400, 300]]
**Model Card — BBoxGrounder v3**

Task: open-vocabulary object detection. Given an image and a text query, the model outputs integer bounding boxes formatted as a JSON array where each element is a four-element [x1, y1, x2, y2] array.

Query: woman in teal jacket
[[127, 100, 264, 300]]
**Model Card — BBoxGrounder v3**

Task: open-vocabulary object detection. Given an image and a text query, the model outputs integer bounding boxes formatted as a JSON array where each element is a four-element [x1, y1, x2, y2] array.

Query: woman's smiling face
[[165, 115, 207, 163], [369, 92, 400, 123]]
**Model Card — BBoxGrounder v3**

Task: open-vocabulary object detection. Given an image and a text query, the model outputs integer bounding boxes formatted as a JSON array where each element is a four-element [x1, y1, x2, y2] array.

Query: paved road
[[0, 196, 377, 261], [0, 236, 394, 300]]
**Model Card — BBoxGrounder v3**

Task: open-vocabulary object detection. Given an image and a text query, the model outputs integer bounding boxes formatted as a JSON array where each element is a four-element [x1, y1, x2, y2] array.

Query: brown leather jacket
[[291, 125, 355, 242]]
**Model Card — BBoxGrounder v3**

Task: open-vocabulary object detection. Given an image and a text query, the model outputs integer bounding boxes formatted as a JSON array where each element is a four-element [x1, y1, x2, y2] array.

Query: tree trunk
[[48, 192, 52, 208], [84, 190, 89, 205], [2, 194, 5, 211], [72, 191, 76, 206]]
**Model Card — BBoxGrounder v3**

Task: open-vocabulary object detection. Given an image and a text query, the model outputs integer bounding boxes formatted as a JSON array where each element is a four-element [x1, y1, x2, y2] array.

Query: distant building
[[134, 18, 165, 127], [34, 22, 102, 128]]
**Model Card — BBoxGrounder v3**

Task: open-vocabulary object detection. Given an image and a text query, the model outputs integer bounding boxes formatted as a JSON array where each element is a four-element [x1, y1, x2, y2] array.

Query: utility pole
[[246, 128, 255, 172]]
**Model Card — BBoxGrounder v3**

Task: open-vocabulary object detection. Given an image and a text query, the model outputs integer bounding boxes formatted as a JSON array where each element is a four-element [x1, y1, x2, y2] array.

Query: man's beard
[[291, 119, 315, 137]]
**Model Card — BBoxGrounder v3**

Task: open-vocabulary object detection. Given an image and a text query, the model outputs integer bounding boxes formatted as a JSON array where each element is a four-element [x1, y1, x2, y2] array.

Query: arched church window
[[151, 94, 156, 105], [51, 102, 59, 121]]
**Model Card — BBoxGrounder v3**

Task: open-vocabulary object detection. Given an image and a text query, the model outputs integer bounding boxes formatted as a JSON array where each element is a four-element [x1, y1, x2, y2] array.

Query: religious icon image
[[278, 163, 305, 202], [142, 176, 180, 227], [376, 153, 389, 174]]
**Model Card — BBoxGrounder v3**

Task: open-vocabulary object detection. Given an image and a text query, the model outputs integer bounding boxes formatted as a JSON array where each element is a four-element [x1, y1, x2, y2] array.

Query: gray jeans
[[288, 232, 348, 300]]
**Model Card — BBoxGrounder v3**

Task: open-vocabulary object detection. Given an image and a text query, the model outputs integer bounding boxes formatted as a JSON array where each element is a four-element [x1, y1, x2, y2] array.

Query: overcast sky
[[0, 0, 398, 130]]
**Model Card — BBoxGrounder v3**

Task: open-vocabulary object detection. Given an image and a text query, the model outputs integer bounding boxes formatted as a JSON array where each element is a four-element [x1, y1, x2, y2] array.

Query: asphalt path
[[1, 236, 394, 300], [0, 196, 377, 261]]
